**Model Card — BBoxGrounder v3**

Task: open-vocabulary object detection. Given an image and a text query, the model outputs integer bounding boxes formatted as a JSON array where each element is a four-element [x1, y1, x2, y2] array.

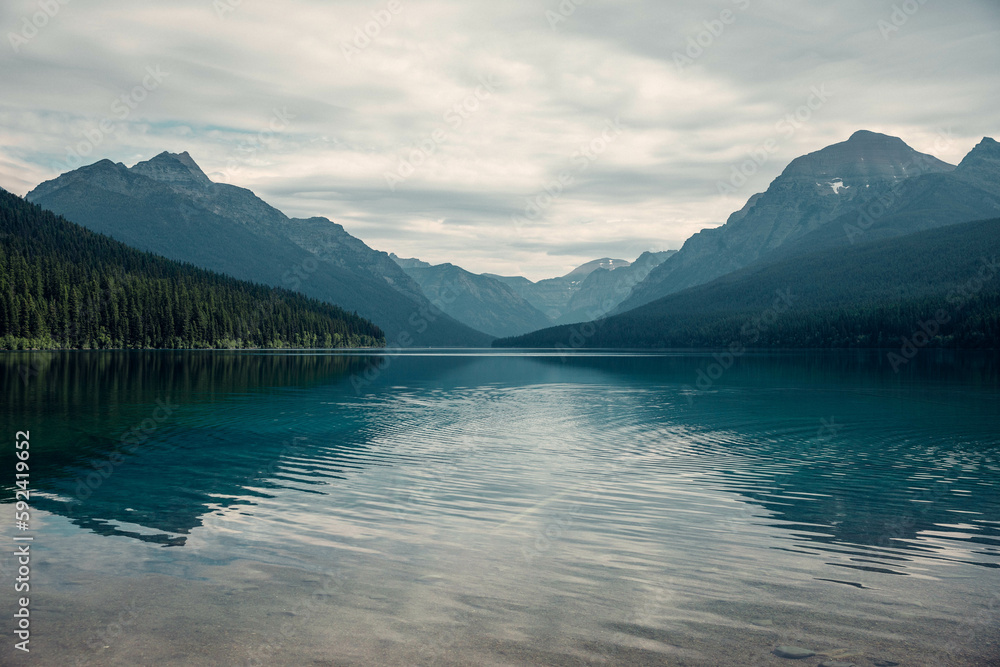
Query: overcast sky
[[1, 0, 998, 279]]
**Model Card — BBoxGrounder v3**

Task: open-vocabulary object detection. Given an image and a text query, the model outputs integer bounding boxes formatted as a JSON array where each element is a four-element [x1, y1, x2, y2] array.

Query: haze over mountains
[[486, 254, 678, 325], [498, 131, 1000, 349], [13, 129, 1000, 351], [391, 252, 676, 337], [26, 153, 491, 347], [614, 130, 970, 313], [0, 188, 384, 350], [388, 257, 550, 338], [497, 216, 1000, 350]]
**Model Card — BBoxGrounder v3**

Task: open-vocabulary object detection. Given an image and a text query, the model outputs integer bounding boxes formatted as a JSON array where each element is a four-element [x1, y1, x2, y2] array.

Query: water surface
[[1, 350, 998, 665]]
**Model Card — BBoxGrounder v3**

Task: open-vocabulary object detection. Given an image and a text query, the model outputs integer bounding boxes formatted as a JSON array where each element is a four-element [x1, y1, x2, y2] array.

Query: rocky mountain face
[[393, 253, 674, 336], [26, 152, 492, 346], [765, 135, 1000, 260], [564, 258, 633, 277], [486, 257, 633, 321], [554, 251, 676, 325], [393, 261, 552, 338], [954, 137, 1000, 189], [616, 131, 958, 313], [389, 254, 432, 270], [285, 218, 428, 305], [495, 216, 1000, 349]]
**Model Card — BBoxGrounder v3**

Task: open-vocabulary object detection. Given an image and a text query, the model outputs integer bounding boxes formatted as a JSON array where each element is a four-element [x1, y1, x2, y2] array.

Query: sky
[[1, 0, 998, 280]]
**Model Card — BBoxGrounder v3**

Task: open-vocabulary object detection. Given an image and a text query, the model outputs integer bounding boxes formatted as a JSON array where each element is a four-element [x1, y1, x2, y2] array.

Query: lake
[[1, 350, 998, 666]]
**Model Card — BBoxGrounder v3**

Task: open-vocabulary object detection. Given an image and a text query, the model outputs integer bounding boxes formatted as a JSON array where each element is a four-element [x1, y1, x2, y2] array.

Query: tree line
[[496, 217, 1000, 350], [0, 189, 384, 350]]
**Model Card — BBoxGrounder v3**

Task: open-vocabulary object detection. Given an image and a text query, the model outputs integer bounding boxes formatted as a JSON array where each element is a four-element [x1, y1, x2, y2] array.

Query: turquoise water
[[1, 350, 998, 665]]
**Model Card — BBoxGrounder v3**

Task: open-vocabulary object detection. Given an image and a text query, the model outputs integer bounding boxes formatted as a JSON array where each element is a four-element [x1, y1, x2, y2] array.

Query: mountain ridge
[[495, 216, 1000, 350], [614, 130, 959, 313], [0, 187, 385, 349], [26, 152, 493, 347]]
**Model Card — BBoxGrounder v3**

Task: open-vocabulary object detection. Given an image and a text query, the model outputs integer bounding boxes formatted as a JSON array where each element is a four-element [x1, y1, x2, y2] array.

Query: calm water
[[1, 350, 999, 666]]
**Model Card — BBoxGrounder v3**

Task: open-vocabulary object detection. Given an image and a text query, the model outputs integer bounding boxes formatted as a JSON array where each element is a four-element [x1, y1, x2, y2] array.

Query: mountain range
[[0, 188, 384, 349], [613, 130, 980, 313], [496, 216, 1000, 349], [25, 153, 491, 347], [13, 129, 1000, 351], [497, 131, 1000, 349], [390, 252, 676, 337], [388, 258, 551, 338]]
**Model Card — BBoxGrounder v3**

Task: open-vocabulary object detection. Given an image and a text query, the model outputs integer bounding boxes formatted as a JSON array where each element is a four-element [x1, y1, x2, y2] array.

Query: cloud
[[0, 0, 997, 280]]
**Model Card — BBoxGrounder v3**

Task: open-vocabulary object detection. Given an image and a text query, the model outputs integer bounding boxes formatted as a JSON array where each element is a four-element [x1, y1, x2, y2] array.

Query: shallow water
[[1, 350, 998, 665]]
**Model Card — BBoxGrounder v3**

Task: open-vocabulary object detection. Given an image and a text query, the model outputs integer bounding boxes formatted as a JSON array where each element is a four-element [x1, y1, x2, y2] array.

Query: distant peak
[[780, 130, 953, 181], [84, 158, 126, 172], [970, 136, 999, 152], [171, 150, 204, 171], [390, 253, 432, 270], [847, 129, 903, 144], [955, 136, 1000, 178], [565, 258, 631, 278], [131, 151, 213, 186]]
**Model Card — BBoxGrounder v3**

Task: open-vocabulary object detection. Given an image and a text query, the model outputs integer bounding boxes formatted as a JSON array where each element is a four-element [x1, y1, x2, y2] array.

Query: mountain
[[565, 258, 632, 277], [615, 131, 958, 313], [392, 260, 552, 338], [387, 252, 674, 336], [282, 218, 428, 305], [485, 257, 638, 321], [0, 187, 384, 349], [554, 251, 676, 325], [780, 138, 1000, 253], [769, 136, 1000, 257], [494, 216, 1000, 350], [25, 152, 492, 347], [389, 254, 432, 270]]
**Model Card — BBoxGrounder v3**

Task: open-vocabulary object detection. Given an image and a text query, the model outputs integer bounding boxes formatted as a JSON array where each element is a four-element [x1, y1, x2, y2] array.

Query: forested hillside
[[495, 218, 1000, 350], [26, 153, 492, 346], [615, 132, 1000, 314], [0, 189, 384, 349]]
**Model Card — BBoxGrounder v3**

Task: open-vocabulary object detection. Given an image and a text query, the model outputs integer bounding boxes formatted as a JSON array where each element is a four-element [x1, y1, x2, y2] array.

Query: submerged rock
[[772, 645, 816, 659]]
